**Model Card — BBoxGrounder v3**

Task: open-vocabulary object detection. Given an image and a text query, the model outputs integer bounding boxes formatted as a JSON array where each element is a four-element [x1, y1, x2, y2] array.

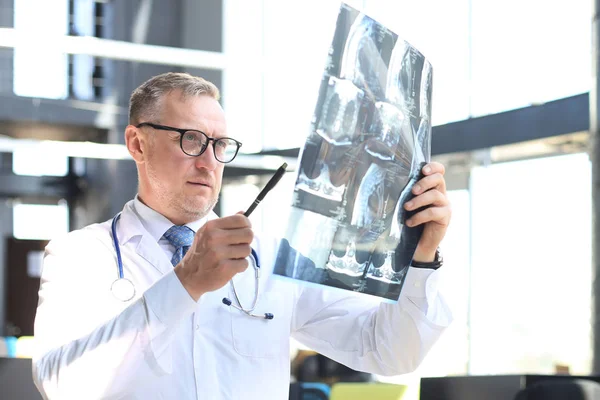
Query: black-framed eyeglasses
[[136, 122, 243, 163]]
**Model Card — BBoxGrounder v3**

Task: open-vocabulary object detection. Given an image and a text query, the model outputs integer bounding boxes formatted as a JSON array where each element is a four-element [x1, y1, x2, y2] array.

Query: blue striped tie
[[163, 225, 195, 266]]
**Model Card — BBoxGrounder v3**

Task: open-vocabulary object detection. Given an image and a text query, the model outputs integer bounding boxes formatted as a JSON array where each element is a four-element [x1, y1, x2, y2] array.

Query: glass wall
[[222, 150, 593, 377], [470, 0, 591, 116], [13, 202, 69, 240], [468, 153, 592, 375], [13, 0, 69, 99], [223, 0, 591, 152], [222, 2, 594, 377]]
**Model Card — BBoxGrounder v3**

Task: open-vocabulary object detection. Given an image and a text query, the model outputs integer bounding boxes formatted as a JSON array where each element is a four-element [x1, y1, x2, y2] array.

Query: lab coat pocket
[[230, 291, 289, 358]]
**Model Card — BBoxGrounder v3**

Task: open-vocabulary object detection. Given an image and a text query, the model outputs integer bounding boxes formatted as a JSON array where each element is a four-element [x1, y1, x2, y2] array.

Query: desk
[[0, 357, 42, 399], [420, 375, 600, 400]]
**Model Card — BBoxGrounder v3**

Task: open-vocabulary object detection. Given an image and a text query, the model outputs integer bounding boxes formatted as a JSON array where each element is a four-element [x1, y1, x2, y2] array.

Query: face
[[129, 90, 227, 225]]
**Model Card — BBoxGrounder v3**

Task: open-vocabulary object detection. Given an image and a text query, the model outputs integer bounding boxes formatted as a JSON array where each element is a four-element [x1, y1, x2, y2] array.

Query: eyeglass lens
[[181, 131, 239, 162]]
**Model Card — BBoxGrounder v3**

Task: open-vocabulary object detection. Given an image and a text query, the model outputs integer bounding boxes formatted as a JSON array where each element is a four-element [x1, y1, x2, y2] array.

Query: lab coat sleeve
[[290, 266, 452, 376], [32, 229, 198, 400]]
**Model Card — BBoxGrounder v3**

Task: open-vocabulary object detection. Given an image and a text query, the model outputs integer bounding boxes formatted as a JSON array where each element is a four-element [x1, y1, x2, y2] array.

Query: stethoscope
[[110, 213, 274, 320]]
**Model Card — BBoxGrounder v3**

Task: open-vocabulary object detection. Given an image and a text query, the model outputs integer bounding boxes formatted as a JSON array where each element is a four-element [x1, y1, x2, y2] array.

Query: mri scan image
[[274, 4, 433, 302]]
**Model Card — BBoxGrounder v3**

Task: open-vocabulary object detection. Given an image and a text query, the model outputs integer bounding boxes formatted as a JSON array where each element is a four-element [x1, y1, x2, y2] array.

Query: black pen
[[244, 162, 288, 217]]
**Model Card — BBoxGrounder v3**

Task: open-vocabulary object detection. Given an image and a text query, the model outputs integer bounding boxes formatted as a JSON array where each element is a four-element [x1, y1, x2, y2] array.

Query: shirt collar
[[133, 195, 209, 242]]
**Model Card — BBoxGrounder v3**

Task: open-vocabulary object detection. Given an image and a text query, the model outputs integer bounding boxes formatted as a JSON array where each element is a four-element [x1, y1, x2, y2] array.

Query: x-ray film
[[273, 3, 433, 302]]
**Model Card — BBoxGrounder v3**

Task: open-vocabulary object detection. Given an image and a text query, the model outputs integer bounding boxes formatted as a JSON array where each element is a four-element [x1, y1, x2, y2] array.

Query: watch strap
[[411, 249, 443, 270]]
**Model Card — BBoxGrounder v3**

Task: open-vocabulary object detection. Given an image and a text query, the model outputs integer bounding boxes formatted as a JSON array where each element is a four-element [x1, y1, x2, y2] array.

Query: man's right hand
[[174, 214, 253, 301]]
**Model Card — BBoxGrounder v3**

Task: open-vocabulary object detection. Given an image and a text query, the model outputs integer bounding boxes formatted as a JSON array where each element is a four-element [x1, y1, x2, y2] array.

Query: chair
[[4, 337, 17, 358], [514, 379, 600, 400], [0, 357, 43, 399], [0, 338, 7, 357], [16, 336, 35, 358], [329, 382, 409, 400], [289, 382, 330, 400]]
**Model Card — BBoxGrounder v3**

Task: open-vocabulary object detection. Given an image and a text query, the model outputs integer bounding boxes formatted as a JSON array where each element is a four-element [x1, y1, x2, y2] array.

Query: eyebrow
[[151, 122, 229, 139]]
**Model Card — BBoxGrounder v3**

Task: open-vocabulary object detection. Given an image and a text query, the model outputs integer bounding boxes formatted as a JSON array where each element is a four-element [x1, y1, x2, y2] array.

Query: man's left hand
[[404, 162, 452, 263]]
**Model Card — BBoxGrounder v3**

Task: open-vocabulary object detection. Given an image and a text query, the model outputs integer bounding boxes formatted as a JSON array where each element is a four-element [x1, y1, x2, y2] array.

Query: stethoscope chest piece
[[111, 277, 136, 302]]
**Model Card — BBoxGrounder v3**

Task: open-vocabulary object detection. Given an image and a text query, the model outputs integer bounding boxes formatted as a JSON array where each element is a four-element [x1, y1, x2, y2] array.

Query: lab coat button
[[414, 281, 421, 288]]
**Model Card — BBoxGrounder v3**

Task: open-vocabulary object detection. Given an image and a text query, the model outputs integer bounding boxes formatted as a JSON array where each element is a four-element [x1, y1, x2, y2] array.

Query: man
[[32, 72, 452, 399]]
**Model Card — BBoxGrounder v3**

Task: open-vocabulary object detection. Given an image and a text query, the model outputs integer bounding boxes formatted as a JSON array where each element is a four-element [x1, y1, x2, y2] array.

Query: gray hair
[[129, 72, 220, 125]]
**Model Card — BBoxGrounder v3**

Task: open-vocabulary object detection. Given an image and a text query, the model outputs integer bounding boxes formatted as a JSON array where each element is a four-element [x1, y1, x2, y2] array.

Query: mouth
[[187, 181, 212, 188]]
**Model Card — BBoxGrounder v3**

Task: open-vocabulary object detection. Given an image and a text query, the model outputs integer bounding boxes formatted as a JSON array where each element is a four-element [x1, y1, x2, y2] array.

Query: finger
[[225, 243, 252, 260], [405, 205, 451, 227], [404, 189, 448, 211], [224, 228, 254, 245], [209, 214, 252, 230], [422, 162, 445, 176], [413, 172, 446, 195], [225, 258, 250, 274], [202, 227, 254, 247]]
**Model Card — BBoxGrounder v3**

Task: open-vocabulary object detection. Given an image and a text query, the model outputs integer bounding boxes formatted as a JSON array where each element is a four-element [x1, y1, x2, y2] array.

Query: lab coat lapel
[[135, 235, 173, 275], [119, 201, 173, 275]]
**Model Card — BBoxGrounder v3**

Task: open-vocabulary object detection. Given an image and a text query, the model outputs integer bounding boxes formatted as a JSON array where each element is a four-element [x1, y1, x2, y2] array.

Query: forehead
[[160, 90, 227, 136]]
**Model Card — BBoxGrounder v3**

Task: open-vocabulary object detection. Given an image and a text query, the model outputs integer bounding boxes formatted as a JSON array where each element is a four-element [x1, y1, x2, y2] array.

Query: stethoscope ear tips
[[222, 297, 232, 306], [264, 313, 274, 320]]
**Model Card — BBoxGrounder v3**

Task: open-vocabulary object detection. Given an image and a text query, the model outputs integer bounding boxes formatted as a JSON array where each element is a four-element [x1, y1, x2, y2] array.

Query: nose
[[194, 142, 219, 171]]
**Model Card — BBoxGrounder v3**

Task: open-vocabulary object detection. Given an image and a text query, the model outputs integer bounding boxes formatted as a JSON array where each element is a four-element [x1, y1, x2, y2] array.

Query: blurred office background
[[0, 0, 595, 398]]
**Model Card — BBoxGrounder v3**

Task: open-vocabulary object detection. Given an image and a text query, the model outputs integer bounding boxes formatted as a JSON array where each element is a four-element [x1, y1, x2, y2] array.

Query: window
[[13, 202, 69, 240], [12, 147, 68, 176], [470, 0, 591, 116], [359, 0, 471, 126], [13, 0, 69, 99], [224, 0, 471, 153], [224, 0, 592, 152], [71, 0, 95, 100], [468, 153, 591, 374]]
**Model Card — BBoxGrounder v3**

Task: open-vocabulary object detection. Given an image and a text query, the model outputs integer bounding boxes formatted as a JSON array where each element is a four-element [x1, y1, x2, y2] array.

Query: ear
[[125, 125, 148, 163]]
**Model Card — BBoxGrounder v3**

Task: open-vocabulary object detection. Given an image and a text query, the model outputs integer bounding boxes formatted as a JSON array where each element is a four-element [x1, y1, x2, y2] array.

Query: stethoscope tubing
[[111, 213, 125, 280], [110, 213, 273, 319]]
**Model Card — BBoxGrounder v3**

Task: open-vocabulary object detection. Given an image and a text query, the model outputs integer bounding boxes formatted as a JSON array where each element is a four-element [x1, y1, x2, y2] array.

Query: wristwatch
[[411, 248, 443, 270]]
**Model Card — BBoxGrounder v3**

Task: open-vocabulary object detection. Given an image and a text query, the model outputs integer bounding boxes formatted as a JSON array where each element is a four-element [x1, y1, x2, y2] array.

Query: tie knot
[[163, 225, 195, 248]]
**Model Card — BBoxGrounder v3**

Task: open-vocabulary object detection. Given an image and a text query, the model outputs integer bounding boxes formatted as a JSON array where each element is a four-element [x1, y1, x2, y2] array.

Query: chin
[[183, 199, 216, 218]]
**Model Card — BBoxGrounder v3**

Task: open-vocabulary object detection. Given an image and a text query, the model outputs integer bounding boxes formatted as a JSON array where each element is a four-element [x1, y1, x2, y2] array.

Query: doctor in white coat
[[32, 72, 453, 400]]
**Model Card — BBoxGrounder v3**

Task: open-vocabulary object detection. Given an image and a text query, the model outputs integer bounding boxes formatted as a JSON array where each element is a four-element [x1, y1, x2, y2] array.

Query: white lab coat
[[32, 200, 452, 400]]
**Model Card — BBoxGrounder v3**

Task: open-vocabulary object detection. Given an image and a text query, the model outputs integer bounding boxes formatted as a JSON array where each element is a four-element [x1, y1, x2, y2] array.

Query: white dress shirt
[[133, 196, 207, 258], [32, 198, 452, 400]]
